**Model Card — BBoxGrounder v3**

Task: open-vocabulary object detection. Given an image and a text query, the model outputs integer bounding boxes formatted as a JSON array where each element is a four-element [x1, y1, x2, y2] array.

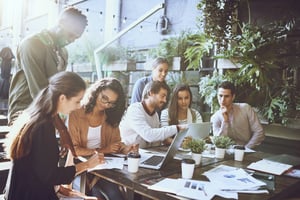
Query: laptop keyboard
[[142, 155, 164, 166]]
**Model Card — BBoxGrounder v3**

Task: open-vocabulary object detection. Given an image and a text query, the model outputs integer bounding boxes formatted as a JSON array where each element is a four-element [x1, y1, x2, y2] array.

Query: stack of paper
[[148, 165, 269, 200], [148, 178, 228, 200], [204, 165, 267, 193]]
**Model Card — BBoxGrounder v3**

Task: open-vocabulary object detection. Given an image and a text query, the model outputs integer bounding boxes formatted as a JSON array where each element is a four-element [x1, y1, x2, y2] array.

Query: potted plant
[[98, 46, 137, 71], [212, 135, 234, 159], [186, 138, 206, 165], [148, 30, 192, 70]]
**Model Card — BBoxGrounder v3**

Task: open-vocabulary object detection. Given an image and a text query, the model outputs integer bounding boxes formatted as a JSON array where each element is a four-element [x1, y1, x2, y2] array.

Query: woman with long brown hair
[[4, 71, 104, 200], [161, 83, 203, 126]]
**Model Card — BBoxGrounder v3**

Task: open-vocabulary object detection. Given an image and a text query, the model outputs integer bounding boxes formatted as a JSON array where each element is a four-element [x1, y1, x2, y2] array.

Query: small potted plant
[[212, 135, 234, 159], [186, 138, 206, 165]]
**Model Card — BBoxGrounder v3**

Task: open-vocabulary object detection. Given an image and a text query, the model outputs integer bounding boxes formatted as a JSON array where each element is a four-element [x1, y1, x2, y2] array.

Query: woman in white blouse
[[161, 84, 202, 127]]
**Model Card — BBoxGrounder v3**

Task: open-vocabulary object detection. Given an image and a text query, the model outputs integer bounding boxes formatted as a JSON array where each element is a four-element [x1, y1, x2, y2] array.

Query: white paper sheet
[[87, 157, 125, 171]]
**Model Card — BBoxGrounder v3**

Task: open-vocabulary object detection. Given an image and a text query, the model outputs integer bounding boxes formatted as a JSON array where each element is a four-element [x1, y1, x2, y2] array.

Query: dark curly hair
[[81, 78, 126, 127]]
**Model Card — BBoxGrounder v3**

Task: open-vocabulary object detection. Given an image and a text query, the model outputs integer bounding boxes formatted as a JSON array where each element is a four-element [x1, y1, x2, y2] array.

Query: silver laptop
[[138, 129, 188, 170], [186, 122, 211, 139]]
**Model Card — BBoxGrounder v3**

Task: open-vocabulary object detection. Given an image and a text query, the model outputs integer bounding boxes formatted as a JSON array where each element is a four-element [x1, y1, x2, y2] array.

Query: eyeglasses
[[97, 92, 117, 108]]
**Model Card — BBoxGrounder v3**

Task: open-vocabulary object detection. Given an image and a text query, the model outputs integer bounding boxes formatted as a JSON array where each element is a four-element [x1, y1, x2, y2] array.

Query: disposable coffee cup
[[234, 145, 245, 161], [181, 158, 195, 179], [127, 152, 141, 173]]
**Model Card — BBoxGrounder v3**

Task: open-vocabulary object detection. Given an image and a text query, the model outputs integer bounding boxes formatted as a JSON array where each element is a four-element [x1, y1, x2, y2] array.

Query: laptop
[[186, 122, 212, 139], [138, 128, 188, 170]]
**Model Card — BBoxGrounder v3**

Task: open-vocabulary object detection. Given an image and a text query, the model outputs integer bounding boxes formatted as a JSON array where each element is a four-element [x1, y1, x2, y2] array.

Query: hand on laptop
[[163, 137, 173, 146], [177, 124, 188, 131]]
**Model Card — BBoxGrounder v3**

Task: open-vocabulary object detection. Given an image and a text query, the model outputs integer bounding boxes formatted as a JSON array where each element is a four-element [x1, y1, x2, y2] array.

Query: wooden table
[[90, 149, 300, 200]]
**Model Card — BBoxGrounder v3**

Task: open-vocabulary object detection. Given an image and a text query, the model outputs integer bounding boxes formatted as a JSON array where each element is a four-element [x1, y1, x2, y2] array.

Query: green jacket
[[8, 30, 68, 123]]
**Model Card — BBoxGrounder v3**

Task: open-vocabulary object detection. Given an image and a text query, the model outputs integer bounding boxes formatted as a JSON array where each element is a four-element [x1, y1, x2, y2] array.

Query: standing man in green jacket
[[8, 7, 88, 125]]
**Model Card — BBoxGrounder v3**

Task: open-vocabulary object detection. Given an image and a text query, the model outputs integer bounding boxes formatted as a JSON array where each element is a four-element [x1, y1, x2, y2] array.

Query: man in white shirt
[[211, 81, 265, 149], [120, 81, 186, 148]]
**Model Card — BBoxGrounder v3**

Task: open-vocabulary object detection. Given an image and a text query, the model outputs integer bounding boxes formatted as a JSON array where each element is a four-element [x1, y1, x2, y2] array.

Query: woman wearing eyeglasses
[[68, 78, 134, 200]]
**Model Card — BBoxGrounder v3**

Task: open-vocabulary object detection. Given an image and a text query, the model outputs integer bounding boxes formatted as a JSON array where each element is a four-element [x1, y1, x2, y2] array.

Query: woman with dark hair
[[4, 71, 104, 200], [69, 77, 135, 200], [160, 83, 202, 127]]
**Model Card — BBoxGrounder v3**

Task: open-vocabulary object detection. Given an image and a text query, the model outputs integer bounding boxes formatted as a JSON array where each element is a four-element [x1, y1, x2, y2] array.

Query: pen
[[144, 151, 158, 154]]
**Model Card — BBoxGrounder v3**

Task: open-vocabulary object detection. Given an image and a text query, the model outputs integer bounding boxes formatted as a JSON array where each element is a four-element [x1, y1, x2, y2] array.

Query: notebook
[[186, 122, 211, 139], [138, 128, 188, 170]]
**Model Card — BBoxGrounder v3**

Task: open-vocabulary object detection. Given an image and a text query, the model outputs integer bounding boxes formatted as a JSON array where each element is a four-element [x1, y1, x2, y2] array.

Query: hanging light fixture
[[156, 0, 169, 35]]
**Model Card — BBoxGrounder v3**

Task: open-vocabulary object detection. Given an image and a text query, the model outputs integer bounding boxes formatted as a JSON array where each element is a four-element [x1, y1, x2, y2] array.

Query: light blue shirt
[[130, 75, 152, 104]]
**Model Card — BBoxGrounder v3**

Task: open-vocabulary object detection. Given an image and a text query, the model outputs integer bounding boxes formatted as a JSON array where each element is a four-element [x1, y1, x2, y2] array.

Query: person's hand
[[221, 106, 229, 122], [177, 124, 188, 131], [124, 143, 139, 154], [163, 137, 173, 146], [100, 142, 121, 154], [86, 152, 105, 169]]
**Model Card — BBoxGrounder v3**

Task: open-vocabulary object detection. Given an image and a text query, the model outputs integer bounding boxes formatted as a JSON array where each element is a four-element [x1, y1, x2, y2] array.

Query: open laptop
[[186, 122, 212, 139], [138, 128, 188, 170]]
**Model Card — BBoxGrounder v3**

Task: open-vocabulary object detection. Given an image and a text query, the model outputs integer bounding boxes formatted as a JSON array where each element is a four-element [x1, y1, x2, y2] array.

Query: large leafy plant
[[198, 70, 227, 113], [184, 33, 213, 70], [197, 0, 239, 53], [220, 20, 299, 123]]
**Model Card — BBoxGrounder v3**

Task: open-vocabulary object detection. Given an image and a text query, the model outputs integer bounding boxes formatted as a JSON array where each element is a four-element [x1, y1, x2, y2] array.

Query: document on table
[[204, 165, 267, 191], [78, 156, 125, 172], [89, 157, 124, 171], [247, 159, 293, 175], [148, 178, 237, 200]]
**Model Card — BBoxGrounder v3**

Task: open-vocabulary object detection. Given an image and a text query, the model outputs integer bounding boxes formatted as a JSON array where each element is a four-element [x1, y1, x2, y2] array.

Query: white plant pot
[[215, 147, 226, 159], [192, 153, 202, 165]]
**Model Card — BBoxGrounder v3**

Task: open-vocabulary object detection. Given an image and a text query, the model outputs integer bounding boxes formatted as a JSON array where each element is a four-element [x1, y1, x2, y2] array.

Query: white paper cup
[[127, 157, 140, 173], [127, 152, 141, 173], [234, 146, 245, 161], [181, 159, 195, 179]]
